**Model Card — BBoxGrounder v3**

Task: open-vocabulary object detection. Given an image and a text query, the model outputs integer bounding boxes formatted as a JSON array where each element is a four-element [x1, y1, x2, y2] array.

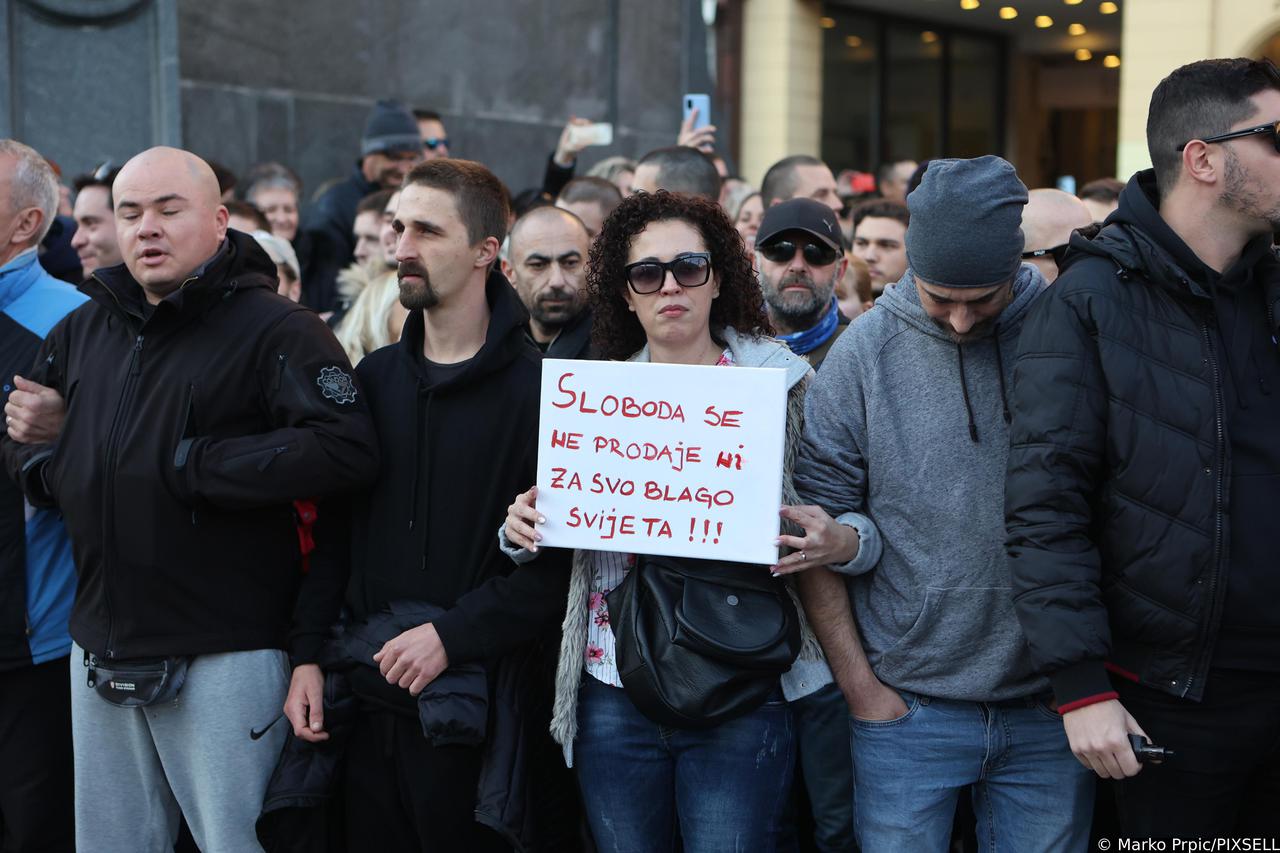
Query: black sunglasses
[[624, 253, 712, 294], [423, 137, 450, 151], [759, 238, 841, 267], [1021, 243, 1071, 267], [1176, 120, 1280, 153]]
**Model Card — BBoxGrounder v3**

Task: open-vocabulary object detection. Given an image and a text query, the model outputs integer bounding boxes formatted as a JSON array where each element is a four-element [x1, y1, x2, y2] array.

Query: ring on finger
[[799, 551, 806, 562]]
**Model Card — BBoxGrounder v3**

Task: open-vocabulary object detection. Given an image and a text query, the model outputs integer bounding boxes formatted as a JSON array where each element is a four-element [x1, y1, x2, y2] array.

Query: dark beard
[[529, 286, 581, 331], [398, 262, 439, 310], [1222, 148, 1280, 230], [764, 270, 834, 329]]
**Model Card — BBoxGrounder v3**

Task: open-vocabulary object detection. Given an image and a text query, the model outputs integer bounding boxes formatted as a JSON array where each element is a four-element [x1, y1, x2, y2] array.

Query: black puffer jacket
[[1005, 171, 1280, 709]]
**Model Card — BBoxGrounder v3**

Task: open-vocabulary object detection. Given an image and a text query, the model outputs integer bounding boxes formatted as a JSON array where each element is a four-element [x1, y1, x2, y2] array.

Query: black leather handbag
[[606, 554, 801, 730]]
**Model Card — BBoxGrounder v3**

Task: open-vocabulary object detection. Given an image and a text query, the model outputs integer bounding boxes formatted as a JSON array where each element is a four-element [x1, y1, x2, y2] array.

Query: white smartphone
[[567, 122, 614, 148], [683, 93, 711, 130]]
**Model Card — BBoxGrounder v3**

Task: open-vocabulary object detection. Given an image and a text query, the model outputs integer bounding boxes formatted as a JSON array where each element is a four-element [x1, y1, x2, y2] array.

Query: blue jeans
[[791, 683, 856, 852], [575, 676, 795, 853], [849, 691, 1093, 853]]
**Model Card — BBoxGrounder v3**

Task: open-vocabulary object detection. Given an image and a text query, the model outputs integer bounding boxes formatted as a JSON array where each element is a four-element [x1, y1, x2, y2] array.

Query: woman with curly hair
[[501, 190, 839, 851]]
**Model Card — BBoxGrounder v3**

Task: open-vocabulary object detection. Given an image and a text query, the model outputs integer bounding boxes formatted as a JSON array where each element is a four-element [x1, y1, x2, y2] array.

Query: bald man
[[501, 205, 595, 359], [0, 146, 379, 852], [1021, 189, 1094, 284]]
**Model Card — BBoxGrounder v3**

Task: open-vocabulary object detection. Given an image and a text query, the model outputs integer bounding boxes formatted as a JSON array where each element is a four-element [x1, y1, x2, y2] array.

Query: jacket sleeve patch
[[315, 366, 358, 405]]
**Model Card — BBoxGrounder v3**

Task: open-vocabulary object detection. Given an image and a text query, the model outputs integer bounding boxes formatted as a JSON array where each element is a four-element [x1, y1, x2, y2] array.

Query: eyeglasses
[[1176, 120, 1280, 153], [423, 137, 450, 151], [623, 253, 712, 294], [1021, 243, 1070, 267], [758, 239, 841, 267]]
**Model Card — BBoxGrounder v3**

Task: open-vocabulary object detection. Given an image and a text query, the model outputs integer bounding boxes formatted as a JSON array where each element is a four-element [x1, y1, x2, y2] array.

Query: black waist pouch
[[84, 649, 190, 707], [606, 554, 801, 730]]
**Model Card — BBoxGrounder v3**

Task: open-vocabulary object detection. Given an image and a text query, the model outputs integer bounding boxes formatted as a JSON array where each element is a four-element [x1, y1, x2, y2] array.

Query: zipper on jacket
[[1184, 321, 1228, 698], [257, 446, 291, 472], [100, 333, 146, 659]]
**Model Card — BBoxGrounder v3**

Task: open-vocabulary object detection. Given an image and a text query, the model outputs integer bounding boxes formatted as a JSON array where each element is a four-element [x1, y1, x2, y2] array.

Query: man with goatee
[[287, 159, 573, 850]]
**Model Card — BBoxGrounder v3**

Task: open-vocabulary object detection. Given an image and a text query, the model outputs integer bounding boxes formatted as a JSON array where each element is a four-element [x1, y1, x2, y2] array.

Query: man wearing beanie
[[787, 155, 1091, 850], [304, 99, 423, 314], [757, 198, 850, 369]]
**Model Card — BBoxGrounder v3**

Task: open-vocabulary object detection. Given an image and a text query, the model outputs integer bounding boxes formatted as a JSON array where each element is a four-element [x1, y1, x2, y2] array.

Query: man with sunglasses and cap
[[1006, 57, 1280, 838], [790, 155, 1093, 852], [757, 198, 849, 370], [1018, 188, 1093, 285], [756, 206, 857, 851]]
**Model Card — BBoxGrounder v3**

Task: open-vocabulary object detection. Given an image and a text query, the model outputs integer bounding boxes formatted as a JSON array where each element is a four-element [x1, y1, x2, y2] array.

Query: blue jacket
[[0, 249, 87, 670]]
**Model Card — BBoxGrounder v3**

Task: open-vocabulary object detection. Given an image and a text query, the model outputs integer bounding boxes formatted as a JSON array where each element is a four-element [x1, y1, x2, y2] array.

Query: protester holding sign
[[503, 190, 832, 851]]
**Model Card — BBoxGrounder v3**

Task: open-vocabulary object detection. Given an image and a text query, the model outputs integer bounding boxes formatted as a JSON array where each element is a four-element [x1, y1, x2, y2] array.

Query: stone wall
[[1, 0, 715, 197], [178, 0, 711, 199]]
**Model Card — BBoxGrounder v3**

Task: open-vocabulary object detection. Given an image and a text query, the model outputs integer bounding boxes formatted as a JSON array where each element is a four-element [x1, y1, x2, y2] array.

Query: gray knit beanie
[[905, 155, 1028, 288], [361, 100, 421, 157]]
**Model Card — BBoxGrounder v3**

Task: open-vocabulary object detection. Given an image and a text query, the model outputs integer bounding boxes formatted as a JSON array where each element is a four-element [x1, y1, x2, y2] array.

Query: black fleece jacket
[[290, 269, 571, 669], [1, 230, 380, 660]]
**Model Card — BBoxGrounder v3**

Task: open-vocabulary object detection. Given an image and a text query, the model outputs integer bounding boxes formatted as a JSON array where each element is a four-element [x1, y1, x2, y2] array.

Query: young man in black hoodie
[[286, 159, 572, 850], [1006, 58, 1280, 837], [2, 146, 380, 851]]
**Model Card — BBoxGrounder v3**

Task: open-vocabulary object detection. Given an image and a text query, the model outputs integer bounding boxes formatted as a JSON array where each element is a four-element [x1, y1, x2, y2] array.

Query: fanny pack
[[84, 649, 190, 707], [606, 554, 801, 730]]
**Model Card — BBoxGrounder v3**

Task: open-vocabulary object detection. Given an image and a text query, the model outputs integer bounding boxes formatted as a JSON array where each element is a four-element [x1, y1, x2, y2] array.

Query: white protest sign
[[535, 358, 787, 564]]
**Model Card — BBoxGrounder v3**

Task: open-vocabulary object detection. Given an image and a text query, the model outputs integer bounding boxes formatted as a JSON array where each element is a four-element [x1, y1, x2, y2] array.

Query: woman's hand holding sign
[[771, 504, 860, 575], [506, 486, 544, 552]]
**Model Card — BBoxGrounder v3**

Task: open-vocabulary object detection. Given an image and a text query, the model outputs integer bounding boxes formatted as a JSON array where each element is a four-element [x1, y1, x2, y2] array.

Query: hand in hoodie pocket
[[875, 586, 1036, 699]]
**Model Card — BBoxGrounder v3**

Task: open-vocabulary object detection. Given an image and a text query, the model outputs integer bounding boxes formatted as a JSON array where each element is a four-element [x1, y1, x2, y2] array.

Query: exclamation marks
[[688, 518, 724, 544]]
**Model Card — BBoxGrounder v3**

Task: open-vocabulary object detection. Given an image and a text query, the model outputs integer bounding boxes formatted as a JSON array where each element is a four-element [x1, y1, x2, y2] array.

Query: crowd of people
[[0, 53, 1276, 853]]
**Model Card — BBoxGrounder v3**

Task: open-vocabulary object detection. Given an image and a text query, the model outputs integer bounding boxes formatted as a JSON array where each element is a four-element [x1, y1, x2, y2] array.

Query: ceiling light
[[1067, 23, 1086, 35], [921, 30, 939, 43], [1035, 15, 1053, 27], [845, 35, 864, 47], [820, 16, 836, 28], [1099, 1, 1118, 13], [999, 6, 1018, 19], [1064, 0, 1082, 5], [960, 0, 980, 8], [1075, 48, 1093, 60], [1103, 54, 1121, 68]]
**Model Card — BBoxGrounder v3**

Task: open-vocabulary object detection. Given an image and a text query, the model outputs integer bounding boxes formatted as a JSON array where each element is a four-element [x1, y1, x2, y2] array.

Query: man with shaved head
[[1, 146, 379, 852], [1020, 189, 1094, 284], [502, 205, 595, 359]]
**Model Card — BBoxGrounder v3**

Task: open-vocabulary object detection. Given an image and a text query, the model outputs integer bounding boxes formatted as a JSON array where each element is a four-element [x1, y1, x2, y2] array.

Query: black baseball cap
[[756, 198, 843, 251]]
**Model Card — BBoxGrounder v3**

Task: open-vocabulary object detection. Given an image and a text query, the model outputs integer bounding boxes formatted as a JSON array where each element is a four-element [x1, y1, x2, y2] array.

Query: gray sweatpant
[[70, 643, 289, 853]]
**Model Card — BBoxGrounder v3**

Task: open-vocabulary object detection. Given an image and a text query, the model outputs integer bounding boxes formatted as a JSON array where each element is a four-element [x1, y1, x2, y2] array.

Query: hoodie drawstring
[[956, 344, 980, 443], [993, 326, 1012, 425], [955, 329, 1012, 445]]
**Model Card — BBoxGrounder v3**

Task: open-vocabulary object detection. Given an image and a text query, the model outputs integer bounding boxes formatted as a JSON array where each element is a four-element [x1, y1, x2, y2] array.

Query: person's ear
[[500, 256, 514, 281], [1180, 140, 1220, 189], [213, 205, 229, 242], [475, 236, 500, 270], [8, 207, 44, 247]]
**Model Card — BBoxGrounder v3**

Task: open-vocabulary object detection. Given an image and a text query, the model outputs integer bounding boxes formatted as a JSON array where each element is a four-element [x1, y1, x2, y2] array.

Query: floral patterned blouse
[[585, 348, 735, 687]]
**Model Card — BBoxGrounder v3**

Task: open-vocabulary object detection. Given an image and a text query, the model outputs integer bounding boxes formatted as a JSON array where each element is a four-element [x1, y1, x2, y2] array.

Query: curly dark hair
[[587, 190, 772, 361]]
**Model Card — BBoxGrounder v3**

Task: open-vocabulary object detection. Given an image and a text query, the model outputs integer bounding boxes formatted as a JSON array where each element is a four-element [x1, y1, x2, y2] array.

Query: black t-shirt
[[420, 354, 474, 388]]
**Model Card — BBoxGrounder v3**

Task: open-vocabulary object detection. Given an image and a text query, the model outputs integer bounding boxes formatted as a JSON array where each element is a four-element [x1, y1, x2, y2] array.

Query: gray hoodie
[[794, 265, 1049, 702]]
